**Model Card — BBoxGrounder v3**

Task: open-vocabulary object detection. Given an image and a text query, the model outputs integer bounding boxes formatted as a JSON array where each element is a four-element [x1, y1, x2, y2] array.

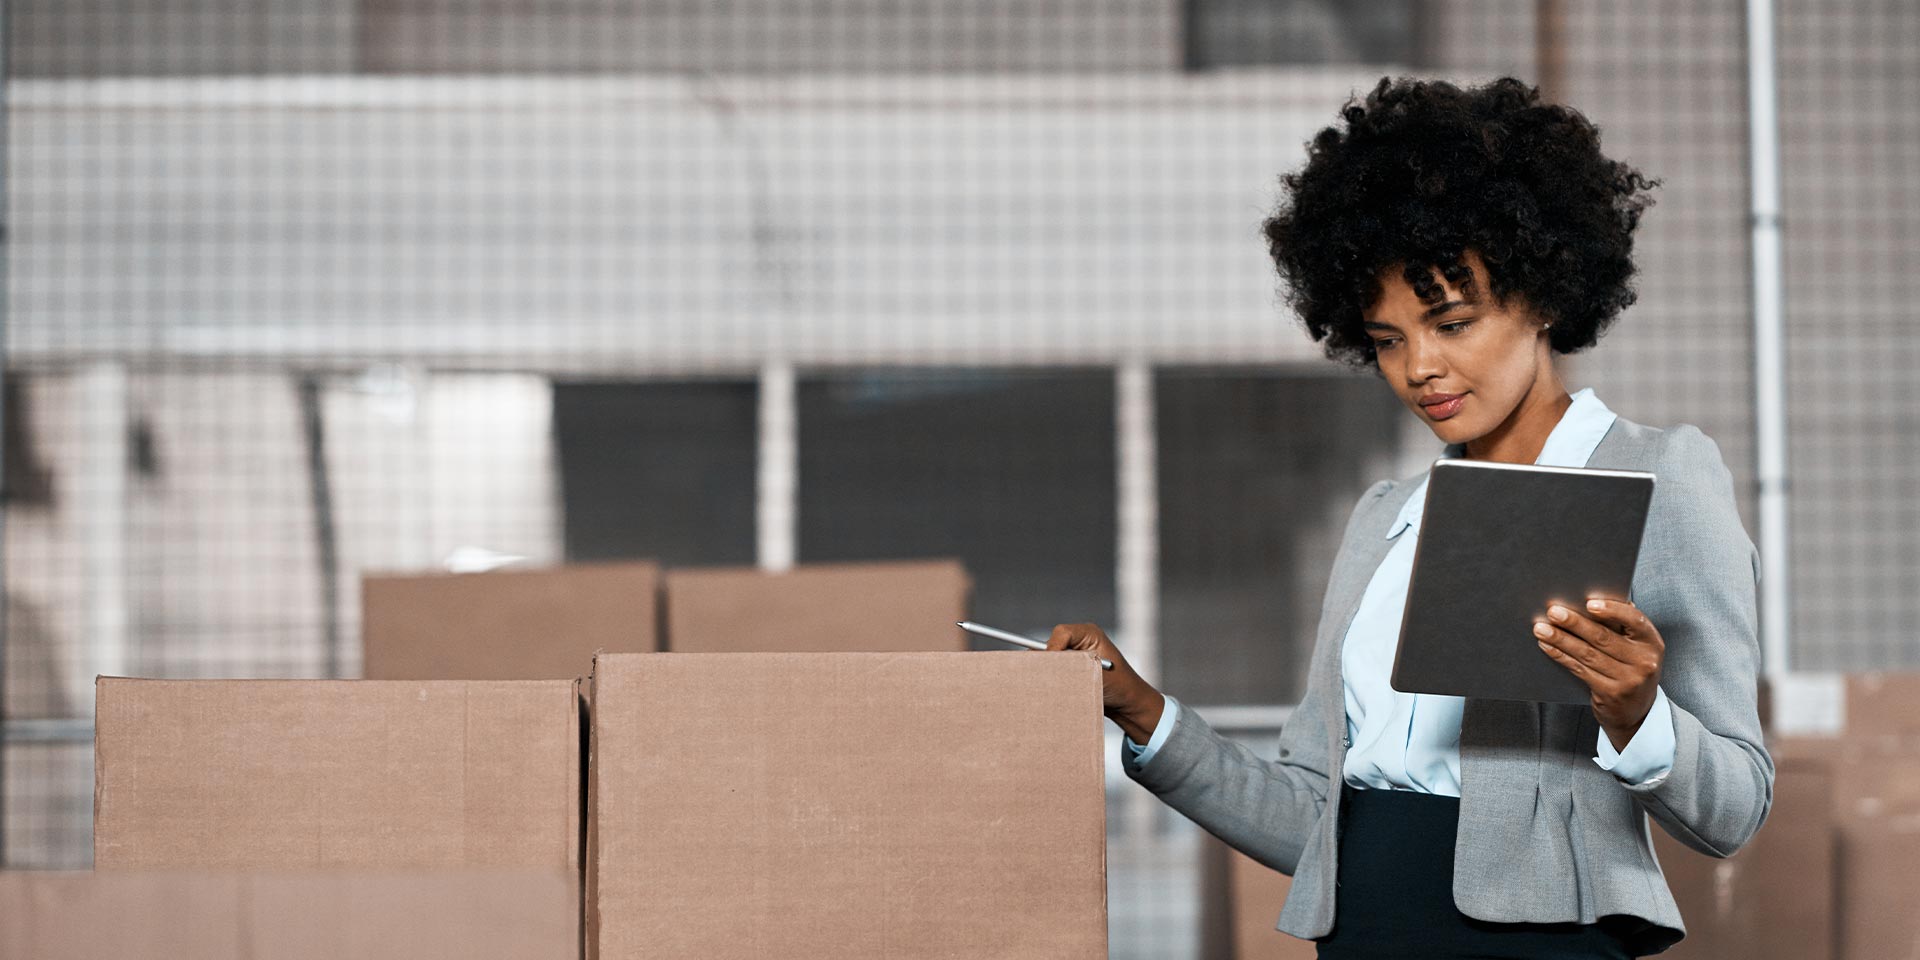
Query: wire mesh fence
[[4, 2, 1917, 956]]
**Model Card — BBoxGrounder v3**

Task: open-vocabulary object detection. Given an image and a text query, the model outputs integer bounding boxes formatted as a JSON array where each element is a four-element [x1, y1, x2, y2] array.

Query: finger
[[1534, 620, 1625, 679], [1535, 632, 1615, 691], [1582, 597, 1661, 648], [1544, 604, 1631, 664], [1046, 624, 1076, 652]]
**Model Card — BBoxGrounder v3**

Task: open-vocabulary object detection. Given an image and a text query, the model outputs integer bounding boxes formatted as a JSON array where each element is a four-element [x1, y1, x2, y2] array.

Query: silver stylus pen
[[956, 620, 1114, 670]]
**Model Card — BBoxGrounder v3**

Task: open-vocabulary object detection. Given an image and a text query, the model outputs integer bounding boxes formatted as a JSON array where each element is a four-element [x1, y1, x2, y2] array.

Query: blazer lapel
[[1316, 480, 1421, 762]]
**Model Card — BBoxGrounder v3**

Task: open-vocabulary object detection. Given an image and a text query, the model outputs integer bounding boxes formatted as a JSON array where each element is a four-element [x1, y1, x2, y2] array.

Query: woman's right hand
[[1045, 622, 1166, 744]]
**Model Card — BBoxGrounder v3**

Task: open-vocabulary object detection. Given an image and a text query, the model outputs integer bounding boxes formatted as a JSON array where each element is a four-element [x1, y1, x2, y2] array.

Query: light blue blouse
[[1128, 386, 1676, 794]]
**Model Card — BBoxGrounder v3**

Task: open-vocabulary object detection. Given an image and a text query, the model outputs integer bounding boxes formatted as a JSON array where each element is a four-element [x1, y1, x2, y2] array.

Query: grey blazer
[[1121, 414, 1773, 956]]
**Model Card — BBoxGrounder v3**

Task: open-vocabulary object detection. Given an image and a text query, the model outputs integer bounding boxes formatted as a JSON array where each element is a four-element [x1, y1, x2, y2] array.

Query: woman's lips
[[1421, 394, 1465, 420]]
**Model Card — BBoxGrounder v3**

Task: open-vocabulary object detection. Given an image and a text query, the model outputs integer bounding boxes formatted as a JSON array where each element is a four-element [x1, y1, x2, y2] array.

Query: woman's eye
[[1372, 339, 1397, 351], [1440, 320, 1472, 334]]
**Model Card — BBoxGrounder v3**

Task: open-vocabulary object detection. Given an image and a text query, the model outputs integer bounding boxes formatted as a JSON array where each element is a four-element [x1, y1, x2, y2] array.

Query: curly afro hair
[[1261, 75, 1660, 371]]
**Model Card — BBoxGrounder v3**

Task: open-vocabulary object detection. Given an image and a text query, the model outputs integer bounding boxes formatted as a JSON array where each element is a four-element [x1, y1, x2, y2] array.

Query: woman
[[1047, 76, 1771, 958]]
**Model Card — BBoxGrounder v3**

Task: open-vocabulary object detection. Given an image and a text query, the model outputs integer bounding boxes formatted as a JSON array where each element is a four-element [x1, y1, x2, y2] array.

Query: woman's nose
[[1404, 335, 1447, 381]]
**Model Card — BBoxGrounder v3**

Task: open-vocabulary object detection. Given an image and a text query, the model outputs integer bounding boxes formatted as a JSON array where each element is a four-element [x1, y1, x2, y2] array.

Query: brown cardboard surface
[[1763, 672, 1920, 746], [661, 559, 970, 653], [1770, 736, 1920, 825], [587, 651, 1106, 960], [1225, 844, 1314, 960], [362, 560, 660, 680], [1654, 757, 1834, 960], [1835, 817, 1920, 960], [0, 869, 576, 959], [1841, 672, 1920, 747], [1761, 737, 1920, 960], [1196, 832, 1235, 960], [94, 678, 580, 869], [1195, 834, 1315, 960]]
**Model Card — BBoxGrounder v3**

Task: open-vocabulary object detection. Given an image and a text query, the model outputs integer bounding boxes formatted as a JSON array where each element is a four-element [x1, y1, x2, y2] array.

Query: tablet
[[1389, 457, 1656, 705]]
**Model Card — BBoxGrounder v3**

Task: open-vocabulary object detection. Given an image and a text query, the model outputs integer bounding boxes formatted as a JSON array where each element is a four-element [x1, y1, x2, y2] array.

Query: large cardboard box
[[1662, 711, 1920, 960], [1197, 835, 1316, 960], [1653, 757, 1834, 960], [1829, 755, 1920, 960], [0, 869, 576, 959], [661, 559, 970, 653], [1772, 738, 1920, 960], [362, 560, 660, 680], [1836, 816, 1920, 960], [94, 678, 581, 869], [587, 651, 1106, 959]]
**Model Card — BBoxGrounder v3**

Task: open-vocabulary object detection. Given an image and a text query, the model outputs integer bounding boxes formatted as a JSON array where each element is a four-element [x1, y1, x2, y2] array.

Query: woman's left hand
[[1533, 596, 1665, 751]]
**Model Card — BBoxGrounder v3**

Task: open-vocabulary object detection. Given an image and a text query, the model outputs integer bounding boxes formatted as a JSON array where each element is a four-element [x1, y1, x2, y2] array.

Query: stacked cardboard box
[[361, 558, 971, 679], [586, 650, 1108, 960], [0, 869, 577, 959], [93, 678, 581, 869], [361, 560, 662, 680], [86, 557, 1119, 955], [85, 642, 1107, 957], [1658, 672, 1920, 960], [661, 560, 970, 653]]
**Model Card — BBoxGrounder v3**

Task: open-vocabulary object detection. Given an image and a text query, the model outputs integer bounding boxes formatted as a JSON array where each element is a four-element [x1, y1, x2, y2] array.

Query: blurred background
[[1, 1, 1915, 957]]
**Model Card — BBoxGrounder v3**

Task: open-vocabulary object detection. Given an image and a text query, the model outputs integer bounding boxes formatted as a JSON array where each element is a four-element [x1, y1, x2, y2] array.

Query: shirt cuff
[[1593, 685, 1676, 786], [1122, 695, 1182, 768]]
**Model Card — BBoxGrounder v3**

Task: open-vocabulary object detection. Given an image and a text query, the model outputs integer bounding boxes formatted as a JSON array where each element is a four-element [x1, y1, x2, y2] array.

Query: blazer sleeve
[[1622, 424, 1775, 857], [1118, 478, 1391, 875]]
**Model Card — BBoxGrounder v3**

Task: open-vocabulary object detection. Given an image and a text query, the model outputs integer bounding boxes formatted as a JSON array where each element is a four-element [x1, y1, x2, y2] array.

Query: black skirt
[[1315, 785, 1636, 960]]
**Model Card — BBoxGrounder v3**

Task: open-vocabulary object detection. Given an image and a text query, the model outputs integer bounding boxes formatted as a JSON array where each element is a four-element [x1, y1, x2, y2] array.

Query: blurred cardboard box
[[1662, 670, 1920, 960], [1763, 671, 1920, 746], [362, 560, 660, 680], [0, 869, 576, 959], [1197, 835, 1315, 960], [94, 678, 581, 870], [1836, 816, 1920, 960], [1774, 737, 1920, 960], [1653, 757, 1834, 960], [661, 559, 969, 653], [586, 651, 1106, 960]]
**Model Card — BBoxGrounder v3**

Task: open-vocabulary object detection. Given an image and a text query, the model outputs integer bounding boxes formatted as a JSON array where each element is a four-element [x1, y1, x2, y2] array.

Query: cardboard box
[[1838, 673, 1920, 743], [1764, 672, 1920, 747], [94, 678, 581, 869], [1771, 738, 1920, 960], [1769, 736, 1920, 825], [661, 560, 970, 653], [362, 560, 660, 680], [1197, 835, 1315, 960], [1653, 757, 1834, 960], [587, 651, 1106, 960], [1702, 674, 1920, 960], [1836, 816, 1920, 960], [0, 869, 576, 959]]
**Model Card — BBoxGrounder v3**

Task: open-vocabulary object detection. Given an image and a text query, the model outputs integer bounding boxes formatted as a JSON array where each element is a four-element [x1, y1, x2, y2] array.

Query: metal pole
[[757, 362, 797, 573], [1744, 0, 1793, 679], [77, 363, 130, 704], [1115, 362, 1160, 842], [1115, 362, 1159, 688]]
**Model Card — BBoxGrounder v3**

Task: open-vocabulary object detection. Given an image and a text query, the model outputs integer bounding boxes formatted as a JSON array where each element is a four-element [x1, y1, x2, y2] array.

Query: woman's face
[[1360, 249, 1559, 452]]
